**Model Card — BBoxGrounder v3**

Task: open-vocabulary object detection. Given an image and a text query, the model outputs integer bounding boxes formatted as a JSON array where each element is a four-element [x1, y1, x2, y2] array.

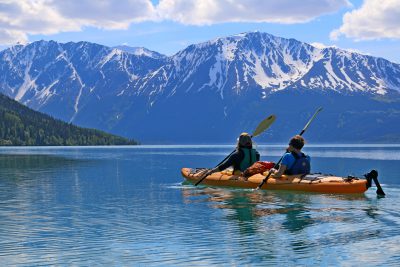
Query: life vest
[[239, 148, 257, 172], [285, 152, 310, 175]]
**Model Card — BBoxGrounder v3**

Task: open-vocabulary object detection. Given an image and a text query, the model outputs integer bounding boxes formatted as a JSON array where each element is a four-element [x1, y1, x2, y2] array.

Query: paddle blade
[[252, 115, 276, 137]]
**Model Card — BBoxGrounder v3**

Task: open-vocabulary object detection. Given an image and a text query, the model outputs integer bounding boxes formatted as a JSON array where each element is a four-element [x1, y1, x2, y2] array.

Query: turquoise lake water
[[0, 145, 399, 266]]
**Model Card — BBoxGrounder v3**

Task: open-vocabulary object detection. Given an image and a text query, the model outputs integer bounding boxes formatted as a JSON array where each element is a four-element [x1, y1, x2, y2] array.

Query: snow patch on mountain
[[37, 79, 58, 105], [16, 60, 36, 101], [220, 38, 239, 61], [114, 45, 166, 59], [252, 55, 274, 89], [98, 49, 122, 68]]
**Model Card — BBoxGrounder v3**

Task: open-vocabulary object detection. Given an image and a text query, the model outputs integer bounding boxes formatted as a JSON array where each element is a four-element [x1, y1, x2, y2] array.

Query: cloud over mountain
[[52, 0, 156, 28], [0, 0, 80, 44], [0, 0, 351, 45], [331, 0, 400, 40], [0, 0, 154, 44], [157, 0, 350, 25]]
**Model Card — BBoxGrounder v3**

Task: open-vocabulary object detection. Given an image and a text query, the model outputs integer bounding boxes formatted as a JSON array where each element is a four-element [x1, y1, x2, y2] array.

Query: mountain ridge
[[1, 32, 399, 143]]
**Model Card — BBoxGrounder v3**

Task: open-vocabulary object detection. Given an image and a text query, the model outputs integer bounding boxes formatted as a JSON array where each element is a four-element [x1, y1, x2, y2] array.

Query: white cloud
[[0, 29, 27, 45], [0, 0, 351, 45], [157, 0, 351, 25], [0, 0, 154, 44], [0, 0, 81, 44], [51, 0, 156, 29], [331, 0, 400, 40]]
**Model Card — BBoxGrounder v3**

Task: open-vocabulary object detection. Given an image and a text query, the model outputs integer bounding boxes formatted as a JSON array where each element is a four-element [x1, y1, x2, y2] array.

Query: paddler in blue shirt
[[271, 135, 311, 177]]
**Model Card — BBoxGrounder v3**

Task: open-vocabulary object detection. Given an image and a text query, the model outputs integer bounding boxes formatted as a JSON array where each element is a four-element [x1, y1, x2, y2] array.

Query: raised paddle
[[255, 107, 323, 190], [194, 114, 276, 186]]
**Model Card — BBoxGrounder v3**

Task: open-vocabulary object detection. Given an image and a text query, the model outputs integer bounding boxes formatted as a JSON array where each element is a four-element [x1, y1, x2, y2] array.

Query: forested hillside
[[0, 94, 138, 146]]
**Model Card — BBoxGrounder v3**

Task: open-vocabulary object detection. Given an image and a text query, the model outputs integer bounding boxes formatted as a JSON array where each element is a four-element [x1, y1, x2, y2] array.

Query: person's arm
[[215, 150, 241, 171], [256, 151, 260, 161], [270, 164, 287, 178], [270, 153, 292, 178]]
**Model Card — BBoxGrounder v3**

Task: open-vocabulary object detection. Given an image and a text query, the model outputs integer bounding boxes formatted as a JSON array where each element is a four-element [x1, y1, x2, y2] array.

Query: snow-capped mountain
[[113, 45, 166, 59], [137, 32, 400, 101], [1, 32, 400, 143], [0, 40, 167, 124]]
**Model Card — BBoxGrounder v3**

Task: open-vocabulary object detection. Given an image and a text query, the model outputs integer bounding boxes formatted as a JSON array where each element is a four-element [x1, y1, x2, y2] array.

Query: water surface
[[0, 145, 399, 266]]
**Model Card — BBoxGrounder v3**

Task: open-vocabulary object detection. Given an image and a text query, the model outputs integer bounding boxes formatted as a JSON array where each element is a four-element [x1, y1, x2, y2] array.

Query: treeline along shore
[[0, 94, 138, 146]]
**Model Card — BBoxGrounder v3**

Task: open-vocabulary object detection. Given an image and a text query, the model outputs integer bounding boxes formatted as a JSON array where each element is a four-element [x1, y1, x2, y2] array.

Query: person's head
[[288, 135, 305, 151], [237, 132, 253, 148]]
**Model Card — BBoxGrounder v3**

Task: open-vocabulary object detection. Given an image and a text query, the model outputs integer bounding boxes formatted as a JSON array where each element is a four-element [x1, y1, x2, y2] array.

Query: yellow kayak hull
[[181, 168, 368, 194]]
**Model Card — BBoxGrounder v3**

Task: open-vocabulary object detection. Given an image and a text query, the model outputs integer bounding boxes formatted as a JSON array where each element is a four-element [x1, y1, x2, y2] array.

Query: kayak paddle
[[194, 114, 276, 186], [255, 107, 323, 190]]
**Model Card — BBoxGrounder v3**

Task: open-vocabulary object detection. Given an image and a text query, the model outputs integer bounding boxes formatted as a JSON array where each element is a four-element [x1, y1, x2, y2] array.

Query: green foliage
[[0, 94, 138, 146]]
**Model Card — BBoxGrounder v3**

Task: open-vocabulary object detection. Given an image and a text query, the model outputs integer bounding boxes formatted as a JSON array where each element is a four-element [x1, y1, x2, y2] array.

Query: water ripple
[[1, 147, 400, 265]]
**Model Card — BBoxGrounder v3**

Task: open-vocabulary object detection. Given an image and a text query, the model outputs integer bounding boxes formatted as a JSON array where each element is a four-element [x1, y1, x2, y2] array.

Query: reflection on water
[[182, 187, 367, 233], [181, 185, 400, 265], [0, 154, 78, 168], [0, 146, 400, 266]]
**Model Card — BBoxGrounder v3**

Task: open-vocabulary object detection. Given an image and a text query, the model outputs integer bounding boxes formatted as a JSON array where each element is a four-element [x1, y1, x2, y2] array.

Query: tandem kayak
[[181, 168, 384, 195]]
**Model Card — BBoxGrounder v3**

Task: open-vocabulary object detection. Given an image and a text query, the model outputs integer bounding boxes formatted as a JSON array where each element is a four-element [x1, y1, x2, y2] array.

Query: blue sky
[[0, 0, 399, 63]]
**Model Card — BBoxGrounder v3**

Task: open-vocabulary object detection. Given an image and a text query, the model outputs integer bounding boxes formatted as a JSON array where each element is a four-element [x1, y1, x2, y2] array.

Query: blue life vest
[[286, 152, 310, 175], [239, 148, 257, 172]]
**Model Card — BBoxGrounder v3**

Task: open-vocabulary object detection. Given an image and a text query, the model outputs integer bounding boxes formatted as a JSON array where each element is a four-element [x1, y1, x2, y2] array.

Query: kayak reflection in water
[[270, 135, 311, 178], [209, 132, 260, 175]]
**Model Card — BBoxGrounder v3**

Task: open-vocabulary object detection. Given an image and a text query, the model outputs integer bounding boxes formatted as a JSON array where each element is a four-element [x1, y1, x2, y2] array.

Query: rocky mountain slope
[[1, 32, 399, 143]]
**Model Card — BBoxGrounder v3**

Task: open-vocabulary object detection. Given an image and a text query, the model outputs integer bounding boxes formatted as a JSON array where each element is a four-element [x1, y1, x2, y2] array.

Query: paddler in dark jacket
[[210, 132, 260, 175]]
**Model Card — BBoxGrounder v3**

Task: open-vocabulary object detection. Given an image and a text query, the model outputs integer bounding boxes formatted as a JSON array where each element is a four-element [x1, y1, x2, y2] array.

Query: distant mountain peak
[[113, 45, 166, 59], [166, 31, 400, 95]]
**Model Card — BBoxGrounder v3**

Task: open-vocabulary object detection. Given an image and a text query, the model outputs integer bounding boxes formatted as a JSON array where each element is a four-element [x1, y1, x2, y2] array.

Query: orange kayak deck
[[181, 168, 368, 194]]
